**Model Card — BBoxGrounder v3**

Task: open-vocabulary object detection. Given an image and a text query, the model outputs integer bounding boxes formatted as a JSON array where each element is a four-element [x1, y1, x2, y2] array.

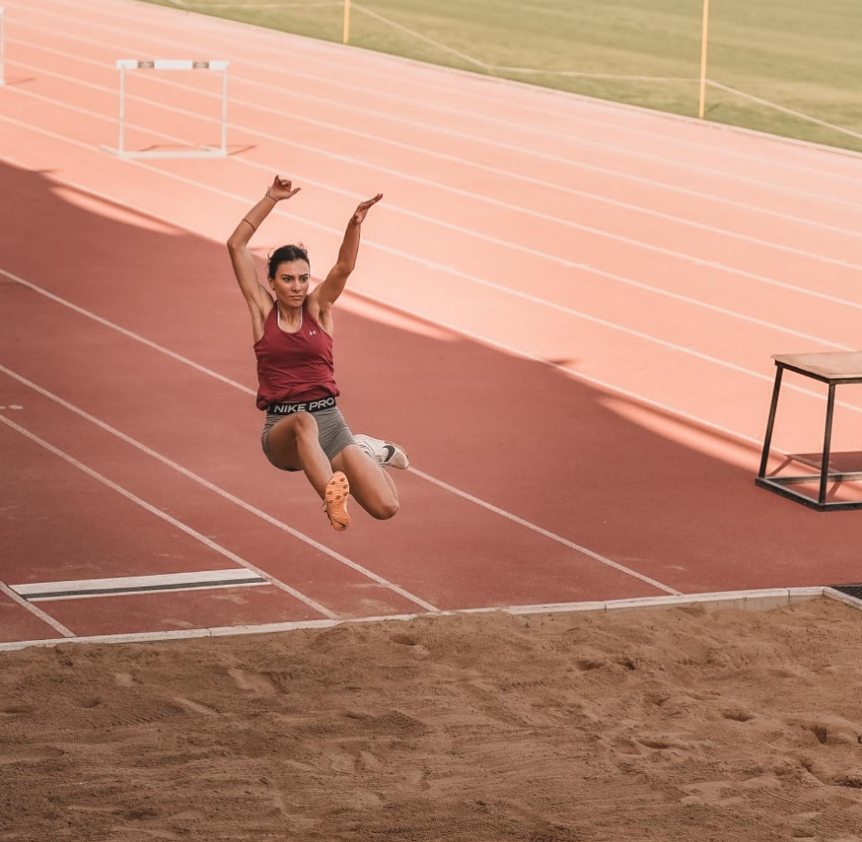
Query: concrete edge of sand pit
[[1, 586, 854, 653]]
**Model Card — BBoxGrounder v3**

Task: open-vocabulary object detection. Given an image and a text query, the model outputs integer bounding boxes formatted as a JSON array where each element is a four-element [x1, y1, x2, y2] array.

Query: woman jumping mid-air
[[227, 175, 407, 532]]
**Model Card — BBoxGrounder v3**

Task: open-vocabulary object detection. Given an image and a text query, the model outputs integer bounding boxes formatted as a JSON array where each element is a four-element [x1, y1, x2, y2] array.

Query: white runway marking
[[12, 569, 269, 602]]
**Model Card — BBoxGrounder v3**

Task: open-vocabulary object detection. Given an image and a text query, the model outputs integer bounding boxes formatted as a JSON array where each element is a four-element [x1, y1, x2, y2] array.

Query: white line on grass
[[351, 3, 490, 70]]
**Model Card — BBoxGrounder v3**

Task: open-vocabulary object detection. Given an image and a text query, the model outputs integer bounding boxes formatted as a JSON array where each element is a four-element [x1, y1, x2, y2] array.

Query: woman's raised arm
[[312, 193, 383, 312], [227, 175, 301, 311]]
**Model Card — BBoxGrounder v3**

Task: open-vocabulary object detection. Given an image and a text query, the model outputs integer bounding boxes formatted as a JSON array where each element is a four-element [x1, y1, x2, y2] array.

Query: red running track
[[3, 0, 862, 646]]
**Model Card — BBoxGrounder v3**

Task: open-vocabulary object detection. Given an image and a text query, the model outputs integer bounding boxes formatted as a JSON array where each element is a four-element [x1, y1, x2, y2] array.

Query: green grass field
[[139, 0, 862, 154]]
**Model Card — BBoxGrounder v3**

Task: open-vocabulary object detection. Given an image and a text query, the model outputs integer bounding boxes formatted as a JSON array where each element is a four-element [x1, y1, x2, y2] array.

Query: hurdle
[[104, 59, 229, 159], [0, 7, 6, 87]]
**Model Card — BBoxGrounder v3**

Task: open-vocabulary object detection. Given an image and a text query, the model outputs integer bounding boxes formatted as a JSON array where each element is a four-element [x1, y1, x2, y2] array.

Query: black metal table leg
[[758, 365, 783, 478], [755, 353, 862, 510], [819, 383, 836, 505]]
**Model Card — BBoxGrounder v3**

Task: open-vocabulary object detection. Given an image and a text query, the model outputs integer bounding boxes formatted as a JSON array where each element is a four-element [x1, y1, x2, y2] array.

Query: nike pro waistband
[[266, 396, 337, 415]]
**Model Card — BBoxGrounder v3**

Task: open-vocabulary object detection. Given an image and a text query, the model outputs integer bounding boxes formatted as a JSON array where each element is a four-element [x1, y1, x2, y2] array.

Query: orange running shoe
[[324, 471, 350, 531]]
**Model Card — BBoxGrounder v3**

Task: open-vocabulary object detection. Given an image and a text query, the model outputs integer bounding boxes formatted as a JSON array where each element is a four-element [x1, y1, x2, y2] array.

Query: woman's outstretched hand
[[267, 175, 301, 202], [352, 193, 383, 224]]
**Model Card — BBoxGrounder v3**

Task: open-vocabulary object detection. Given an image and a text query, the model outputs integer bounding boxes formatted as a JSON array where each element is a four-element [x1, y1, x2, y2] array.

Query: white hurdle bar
[[108, 59, 229, 159], [0, 7, 6, 87]]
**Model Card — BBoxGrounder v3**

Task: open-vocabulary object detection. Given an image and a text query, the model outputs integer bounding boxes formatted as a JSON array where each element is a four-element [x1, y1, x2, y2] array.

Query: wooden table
[[756, 352, 862, 511]]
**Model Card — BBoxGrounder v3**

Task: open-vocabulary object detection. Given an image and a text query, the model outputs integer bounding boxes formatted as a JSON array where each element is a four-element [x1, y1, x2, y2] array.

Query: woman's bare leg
[[331, 444, 399, 520], [266, 413, 332, 498]]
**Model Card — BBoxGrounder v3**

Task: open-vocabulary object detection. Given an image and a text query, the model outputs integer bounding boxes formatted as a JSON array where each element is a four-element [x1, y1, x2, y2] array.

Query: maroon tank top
[[254, 302, 339, 409]]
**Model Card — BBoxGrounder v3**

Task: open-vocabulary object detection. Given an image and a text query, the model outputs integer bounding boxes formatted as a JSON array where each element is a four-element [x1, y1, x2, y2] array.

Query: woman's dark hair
[[267, 244, 310, 279]]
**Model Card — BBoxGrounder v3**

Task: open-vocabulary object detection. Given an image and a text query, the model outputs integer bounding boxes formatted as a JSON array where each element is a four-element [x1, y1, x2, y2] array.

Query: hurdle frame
[[105, 59, 229, 159]]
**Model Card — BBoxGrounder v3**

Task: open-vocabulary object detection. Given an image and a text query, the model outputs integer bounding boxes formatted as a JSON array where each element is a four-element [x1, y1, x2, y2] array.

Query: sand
[[3, 597, 862, 841]]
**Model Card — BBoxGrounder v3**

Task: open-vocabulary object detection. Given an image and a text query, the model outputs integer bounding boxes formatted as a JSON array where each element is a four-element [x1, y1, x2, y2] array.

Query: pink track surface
[[3, 0, 862, 644]]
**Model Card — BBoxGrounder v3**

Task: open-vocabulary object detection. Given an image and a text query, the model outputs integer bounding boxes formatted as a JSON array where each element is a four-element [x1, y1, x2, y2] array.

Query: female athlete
[[227, 176, 407, 532]]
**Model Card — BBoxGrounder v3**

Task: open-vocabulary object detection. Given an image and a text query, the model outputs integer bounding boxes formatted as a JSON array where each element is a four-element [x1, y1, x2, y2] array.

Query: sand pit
[[3, 597, 862, 841]]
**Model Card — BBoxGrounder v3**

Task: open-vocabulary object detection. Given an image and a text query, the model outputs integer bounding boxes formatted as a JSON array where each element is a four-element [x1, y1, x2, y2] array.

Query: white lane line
[[409, 467, 679, 595], [13, 47, 862, 286], [0, 366, 443, 613], [0, 581, 75, 637], [12, 569, 268, 601], [1, 110, 858, 413], [0, 587, 832, 652], [0, 414, 338, 619], [12, 8, 862, 213], [14, 26, 862, 246], [31, 0, 862, 189]]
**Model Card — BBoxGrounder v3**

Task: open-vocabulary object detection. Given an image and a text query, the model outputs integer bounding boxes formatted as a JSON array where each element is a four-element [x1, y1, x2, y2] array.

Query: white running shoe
[[353, 434, 410, 470]]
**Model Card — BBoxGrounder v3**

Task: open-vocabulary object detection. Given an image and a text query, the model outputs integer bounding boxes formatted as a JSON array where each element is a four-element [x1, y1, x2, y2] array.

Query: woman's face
[[270, 259, 310, 307]]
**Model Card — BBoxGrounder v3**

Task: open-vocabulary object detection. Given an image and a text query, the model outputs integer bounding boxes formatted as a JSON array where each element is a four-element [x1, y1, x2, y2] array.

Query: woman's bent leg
[[266, 413, 332, 498], [331, 444, 399, 520]]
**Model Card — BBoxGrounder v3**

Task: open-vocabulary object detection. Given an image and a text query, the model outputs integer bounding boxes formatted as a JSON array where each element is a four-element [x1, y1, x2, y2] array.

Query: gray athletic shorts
[[261, 407, 356, 472]]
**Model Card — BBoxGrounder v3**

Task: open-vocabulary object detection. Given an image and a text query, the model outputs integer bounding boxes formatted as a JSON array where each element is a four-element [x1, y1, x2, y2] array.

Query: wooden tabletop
[[772, 351, 862, 379]]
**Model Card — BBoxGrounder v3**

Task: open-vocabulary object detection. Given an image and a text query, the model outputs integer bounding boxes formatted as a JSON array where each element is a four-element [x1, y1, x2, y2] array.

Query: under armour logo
[[309, 330, 317, 336]]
